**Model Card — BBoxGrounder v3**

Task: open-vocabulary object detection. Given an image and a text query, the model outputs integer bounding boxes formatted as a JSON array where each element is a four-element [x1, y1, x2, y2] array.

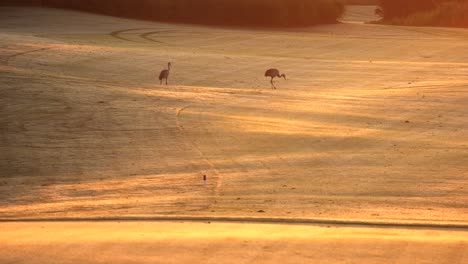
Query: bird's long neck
[[168, 64, 171, 71]]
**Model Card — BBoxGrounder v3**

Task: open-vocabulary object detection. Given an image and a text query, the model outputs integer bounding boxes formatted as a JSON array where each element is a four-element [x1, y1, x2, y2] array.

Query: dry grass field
[[0, 5, 467, 263], [1, 221, 467, 264]]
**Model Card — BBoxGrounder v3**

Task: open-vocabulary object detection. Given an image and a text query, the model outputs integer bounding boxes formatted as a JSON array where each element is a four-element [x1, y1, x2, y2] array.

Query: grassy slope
[[1, 222, 467, 264], [0, 6, 468, 224]]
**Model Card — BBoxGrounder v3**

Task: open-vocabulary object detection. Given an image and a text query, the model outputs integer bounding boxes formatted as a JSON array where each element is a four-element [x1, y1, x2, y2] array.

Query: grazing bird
[[159, 62, 171, 85], [265, 68, 286, 89]]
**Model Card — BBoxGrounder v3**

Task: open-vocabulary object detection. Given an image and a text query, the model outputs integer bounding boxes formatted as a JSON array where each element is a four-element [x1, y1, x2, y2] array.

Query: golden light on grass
[[1, 3, 468, 263]]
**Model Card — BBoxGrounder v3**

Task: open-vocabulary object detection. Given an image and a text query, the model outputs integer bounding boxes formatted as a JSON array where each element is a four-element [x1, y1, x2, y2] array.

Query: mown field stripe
[[1, 216, 468, 231]]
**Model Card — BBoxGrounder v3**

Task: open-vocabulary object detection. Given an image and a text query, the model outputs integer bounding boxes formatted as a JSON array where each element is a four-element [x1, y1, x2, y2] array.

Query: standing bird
[[265, 68, 286, 89], [159, 62, 172, 85]]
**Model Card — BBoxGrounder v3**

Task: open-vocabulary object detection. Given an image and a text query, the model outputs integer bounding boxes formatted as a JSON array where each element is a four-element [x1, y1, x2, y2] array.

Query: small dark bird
[[159, 62, 171, 85], [265, 68, 286, 89]]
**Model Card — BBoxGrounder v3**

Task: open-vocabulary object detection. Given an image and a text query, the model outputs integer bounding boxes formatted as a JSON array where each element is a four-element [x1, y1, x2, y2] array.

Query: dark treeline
[[377, 0, 468, 27], [0, 0, 42, 6], [40, 0, 344, 27], [378, 0, 452, 19], [379, 0, 429, 19]]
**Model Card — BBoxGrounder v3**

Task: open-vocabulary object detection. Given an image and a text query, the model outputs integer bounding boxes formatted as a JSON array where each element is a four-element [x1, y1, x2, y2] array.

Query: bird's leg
[[271, 77, 275, 89], [166, 78, 168, 85], [160, 80, 162, 85]]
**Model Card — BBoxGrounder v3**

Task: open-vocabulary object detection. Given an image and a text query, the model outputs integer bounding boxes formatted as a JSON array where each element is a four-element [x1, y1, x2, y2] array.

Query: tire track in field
[[176, 105, 223, 197], [1, 47, 53, 66], [109, 28, 154, 42], [109, 27, 243, 47], [110, 28, 189, 45], [140, 30, 177, 45]]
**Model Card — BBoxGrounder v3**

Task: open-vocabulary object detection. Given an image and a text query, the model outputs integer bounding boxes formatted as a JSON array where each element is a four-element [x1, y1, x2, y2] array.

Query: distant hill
[[38, 0, 345, 27], [344, 0, 378, 5], [0, 0, 42, 5], [378, 0, 468, 28]]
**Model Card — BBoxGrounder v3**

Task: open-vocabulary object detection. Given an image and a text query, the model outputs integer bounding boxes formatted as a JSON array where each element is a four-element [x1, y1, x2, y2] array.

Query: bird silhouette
[[159, 62, 171, 85], [265, 68, 286, 89]]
